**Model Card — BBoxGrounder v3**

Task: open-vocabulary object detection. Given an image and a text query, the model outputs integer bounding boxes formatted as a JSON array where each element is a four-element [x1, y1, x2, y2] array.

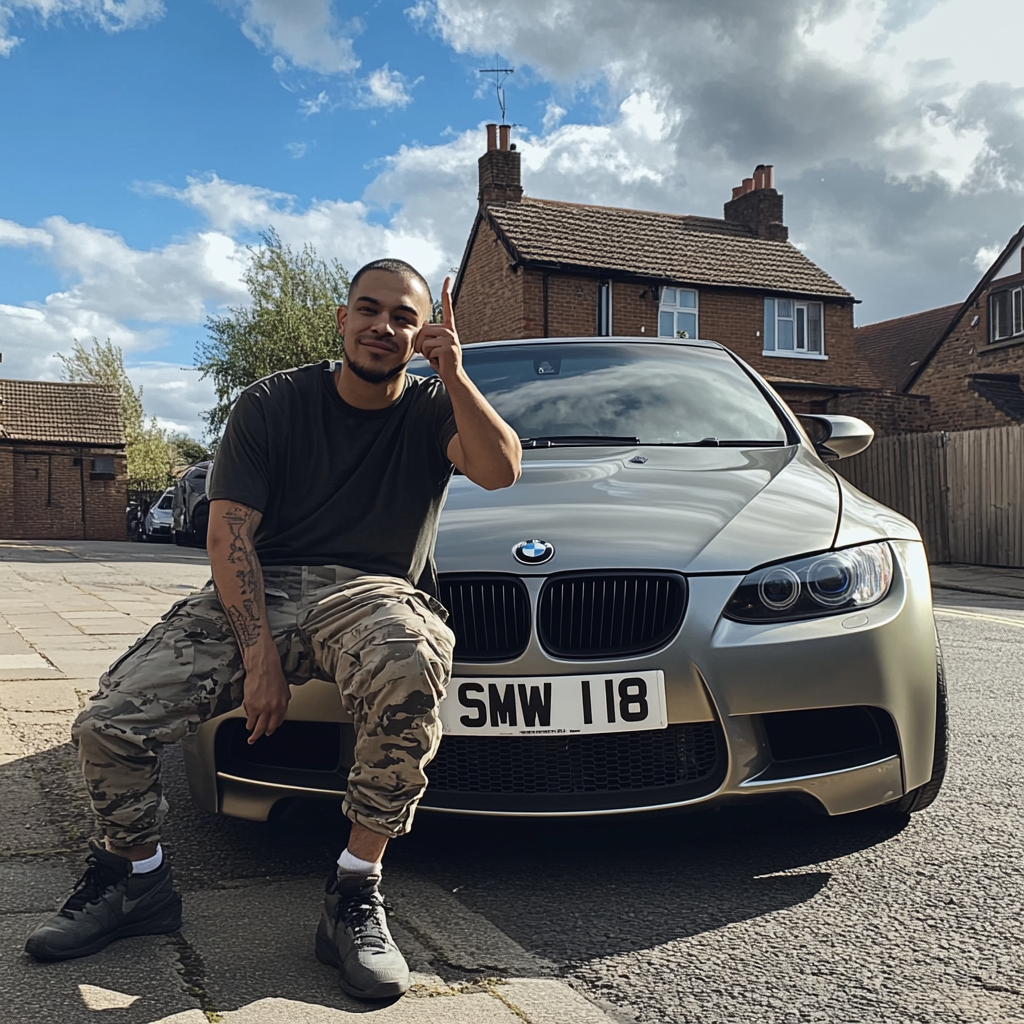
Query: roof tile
[[0, 379, 125, 446], [487, 198, 852, 300], [853, 303, 961, 391]]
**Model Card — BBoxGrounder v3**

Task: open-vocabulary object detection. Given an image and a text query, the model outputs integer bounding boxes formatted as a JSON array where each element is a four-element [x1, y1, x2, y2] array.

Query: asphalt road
[[0, 542, 1021, 1024]]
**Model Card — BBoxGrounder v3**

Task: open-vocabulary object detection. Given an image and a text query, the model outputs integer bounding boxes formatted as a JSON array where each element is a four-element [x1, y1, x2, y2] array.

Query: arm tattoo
[[215, 504, 266, 650]]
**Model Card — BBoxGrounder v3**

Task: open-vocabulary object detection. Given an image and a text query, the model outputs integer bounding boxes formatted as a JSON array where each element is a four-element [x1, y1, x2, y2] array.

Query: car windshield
[[157, 493, 173, 510], [448, 342, 789, 446]]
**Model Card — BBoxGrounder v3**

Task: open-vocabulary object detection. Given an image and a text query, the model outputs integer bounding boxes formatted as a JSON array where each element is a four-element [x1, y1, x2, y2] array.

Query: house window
[[658, 287, 698, 339], [990, 286, 1024, 343], [90, 455, 116, 480], [763, 297, 824, 355], [597, 280, 612, 336]]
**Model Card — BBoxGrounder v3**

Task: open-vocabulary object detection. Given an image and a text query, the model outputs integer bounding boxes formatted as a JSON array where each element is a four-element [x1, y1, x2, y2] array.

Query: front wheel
[[883, 638, 948, 814]]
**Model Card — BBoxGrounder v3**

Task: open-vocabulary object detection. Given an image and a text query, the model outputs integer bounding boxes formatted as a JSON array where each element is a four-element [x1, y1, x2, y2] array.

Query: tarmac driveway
[[0, 541, 1021, 1024]]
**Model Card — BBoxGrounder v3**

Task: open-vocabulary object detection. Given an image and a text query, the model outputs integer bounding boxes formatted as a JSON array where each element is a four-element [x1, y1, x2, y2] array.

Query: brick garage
[[453, 123, 865, 414], [0, 379, 127, 541]]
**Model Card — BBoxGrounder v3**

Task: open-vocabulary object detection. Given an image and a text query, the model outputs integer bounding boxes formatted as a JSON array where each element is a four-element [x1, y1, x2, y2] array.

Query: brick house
[[453, 123, 869, 413], [0, 379, 128, 541], [901, 225, 1024, 430], [837, 303, 962, 434]]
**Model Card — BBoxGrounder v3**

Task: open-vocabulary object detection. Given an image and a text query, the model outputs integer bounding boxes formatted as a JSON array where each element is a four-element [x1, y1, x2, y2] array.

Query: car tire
[[173, 530, 187, 547], [882, 637, 948, 815]]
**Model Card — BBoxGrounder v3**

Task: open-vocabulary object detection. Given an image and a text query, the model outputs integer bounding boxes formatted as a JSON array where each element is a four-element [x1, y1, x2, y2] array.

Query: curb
[[932, 582, 1024, 600]]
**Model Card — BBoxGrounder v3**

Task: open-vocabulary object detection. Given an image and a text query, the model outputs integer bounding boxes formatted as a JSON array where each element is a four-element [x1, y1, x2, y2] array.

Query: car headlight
[[725, 542, 894, 622]]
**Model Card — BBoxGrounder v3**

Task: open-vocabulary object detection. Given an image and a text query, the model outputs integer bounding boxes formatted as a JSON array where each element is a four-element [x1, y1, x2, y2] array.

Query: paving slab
[[67, 619, 153, 636], [498, 980, 627, 1024], [0, 679, 83, 712], [931, 562, 1024, 598], [0, 654, 64, 681], [213, 994, 521, 1023], [40, 649, 118, 678]]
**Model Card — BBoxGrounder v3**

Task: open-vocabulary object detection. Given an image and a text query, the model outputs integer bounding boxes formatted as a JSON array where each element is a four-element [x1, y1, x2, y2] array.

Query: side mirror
[[798, 414, 874, 462]]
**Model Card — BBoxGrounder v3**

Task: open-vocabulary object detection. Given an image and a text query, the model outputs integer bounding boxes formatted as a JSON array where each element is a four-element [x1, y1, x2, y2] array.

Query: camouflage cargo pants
[[72, 566, 455, 846]]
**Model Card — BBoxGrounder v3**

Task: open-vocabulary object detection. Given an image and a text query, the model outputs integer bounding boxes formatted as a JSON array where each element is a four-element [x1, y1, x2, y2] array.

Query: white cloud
[[541, 99, 566, 132], [0, 216, 248, 392], [128, 363, 218, 437], [974, 243, 1005, 273], [299, 89, 329, 116], [420, 0, 1024, 322], [361, 65, 418, 109], [404, 2, 432, 26], [285, 141, 308, 159], [0, 0, 163, 55], [232, 0, 359, 75]]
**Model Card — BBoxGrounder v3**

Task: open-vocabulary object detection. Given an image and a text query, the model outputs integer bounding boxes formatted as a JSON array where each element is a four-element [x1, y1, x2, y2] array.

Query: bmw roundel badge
[[513, 539, 555, 565]]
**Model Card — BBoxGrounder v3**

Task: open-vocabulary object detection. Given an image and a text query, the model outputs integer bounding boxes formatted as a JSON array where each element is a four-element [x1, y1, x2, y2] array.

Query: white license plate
[[440, 670, 667, 737]]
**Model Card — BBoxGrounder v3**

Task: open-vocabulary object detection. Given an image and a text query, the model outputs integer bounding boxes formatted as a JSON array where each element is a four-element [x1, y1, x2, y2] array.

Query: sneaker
[[315, 872, 410, 1000], [25, 842, 182, 961]]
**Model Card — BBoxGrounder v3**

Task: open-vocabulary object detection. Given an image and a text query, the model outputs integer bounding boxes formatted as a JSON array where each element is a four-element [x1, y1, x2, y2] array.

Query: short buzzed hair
[[348, 258, 433, 315]]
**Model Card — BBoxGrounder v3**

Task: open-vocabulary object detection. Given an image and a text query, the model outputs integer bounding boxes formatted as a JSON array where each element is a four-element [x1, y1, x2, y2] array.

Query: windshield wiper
[[521, 435, 641, 448], [651, 439, 787, 447]]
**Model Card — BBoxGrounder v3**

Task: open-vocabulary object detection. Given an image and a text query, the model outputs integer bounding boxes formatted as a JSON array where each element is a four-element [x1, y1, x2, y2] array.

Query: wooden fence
[[835, 424, 1024, 567]]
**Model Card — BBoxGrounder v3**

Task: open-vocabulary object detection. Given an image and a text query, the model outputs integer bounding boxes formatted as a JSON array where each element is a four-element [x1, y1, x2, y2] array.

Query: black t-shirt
[[207, 361, 458, 594]]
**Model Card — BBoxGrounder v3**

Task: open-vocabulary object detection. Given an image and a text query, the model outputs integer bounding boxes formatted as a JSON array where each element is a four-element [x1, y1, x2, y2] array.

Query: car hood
[[436, 444, 843, 575]]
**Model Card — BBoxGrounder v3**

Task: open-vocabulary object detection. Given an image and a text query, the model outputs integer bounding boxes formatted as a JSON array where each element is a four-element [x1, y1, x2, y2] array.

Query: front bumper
[[182, 540, 936, 821]]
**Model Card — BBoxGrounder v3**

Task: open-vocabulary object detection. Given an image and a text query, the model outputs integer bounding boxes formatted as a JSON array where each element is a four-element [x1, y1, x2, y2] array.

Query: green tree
[[171, 434, 214, 466], [57, 338, 180, 485], [196, 229, 349, 434]]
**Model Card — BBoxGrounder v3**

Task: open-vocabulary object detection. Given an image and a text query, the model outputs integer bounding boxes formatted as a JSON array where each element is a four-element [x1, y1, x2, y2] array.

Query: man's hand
[[415, 277, 462, 383], [242, 658, 291, 744]]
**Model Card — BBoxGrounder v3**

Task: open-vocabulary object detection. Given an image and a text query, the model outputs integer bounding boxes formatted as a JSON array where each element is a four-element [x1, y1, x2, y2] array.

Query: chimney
[[723, 164, 787, 241], [478, 123, 523, 207]]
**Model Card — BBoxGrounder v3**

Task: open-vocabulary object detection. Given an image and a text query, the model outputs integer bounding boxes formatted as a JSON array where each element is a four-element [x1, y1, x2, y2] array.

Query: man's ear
[[336, 306, 346, 334]]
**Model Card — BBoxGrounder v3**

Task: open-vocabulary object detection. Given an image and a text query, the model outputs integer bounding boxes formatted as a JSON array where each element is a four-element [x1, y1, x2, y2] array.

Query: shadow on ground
[[1, 737, 910, 1022]]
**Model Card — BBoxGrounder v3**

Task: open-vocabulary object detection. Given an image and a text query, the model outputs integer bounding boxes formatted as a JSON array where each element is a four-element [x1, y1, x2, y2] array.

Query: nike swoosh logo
[[122, 895, 145, 914]]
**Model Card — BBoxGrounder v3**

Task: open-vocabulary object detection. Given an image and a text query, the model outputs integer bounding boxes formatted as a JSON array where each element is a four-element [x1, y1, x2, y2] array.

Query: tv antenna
[[478, 64, 514, 124]]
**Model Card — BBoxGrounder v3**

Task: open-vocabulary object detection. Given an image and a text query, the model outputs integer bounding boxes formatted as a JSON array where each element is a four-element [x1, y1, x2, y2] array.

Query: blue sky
[[2, 0, 1023, 437]]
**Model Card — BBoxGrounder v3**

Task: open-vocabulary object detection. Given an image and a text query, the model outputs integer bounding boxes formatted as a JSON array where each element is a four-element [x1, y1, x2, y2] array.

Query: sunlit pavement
[[1, 541, 1021, 1024]]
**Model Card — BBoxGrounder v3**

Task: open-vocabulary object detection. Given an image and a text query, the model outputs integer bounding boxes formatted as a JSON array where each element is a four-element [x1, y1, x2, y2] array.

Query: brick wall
[[0, 444, 127, 541], [538, 274, 600, 337], [910, 276, 1024, 431], [697, 290, 858, 384], [454, 220, 524, 343], [0, 447, 12, 537], [830, 391, 932, 436], [454, 219, 860, 390], [611, 281, 659, 337]]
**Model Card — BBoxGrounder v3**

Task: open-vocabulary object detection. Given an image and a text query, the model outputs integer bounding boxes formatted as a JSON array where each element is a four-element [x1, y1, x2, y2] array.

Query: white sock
[[336, 848, 382, 878], [130, 844, 163, 875]]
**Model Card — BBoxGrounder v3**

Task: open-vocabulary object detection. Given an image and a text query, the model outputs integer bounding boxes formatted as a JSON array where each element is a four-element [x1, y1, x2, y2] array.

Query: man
[[25, 259, 522, 1000]]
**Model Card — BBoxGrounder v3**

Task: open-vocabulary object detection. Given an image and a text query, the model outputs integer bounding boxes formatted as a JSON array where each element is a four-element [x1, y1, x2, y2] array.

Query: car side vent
[[438, 574, 531, 663], [538, 572, 687, 658]]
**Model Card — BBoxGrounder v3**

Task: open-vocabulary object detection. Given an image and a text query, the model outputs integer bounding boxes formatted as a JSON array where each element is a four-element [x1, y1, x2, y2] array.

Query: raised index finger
[[441, 276, 454, 329]]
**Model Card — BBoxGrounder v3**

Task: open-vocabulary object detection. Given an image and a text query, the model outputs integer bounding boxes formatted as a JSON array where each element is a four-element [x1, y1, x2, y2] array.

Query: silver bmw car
[[183, 338, 945, 822]]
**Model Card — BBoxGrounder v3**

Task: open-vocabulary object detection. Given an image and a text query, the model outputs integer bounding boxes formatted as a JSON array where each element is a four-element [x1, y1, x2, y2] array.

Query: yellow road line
[[935, 607, 1024, 629]]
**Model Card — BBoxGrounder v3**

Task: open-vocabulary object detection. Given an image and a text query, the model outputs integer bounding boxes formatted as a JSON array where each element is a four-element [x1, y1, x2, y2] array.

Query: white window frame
[[762, 297, 827, 359], [990, 285, 1024, 343], [597, 280, 613, 337], [658, 287, 699, 339]]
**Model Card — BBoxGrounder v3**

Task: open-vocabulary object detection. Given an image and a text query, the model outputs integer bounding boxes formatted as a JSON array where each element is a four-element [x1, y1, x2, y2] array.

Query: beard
[[344, 351, 409, 385]]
